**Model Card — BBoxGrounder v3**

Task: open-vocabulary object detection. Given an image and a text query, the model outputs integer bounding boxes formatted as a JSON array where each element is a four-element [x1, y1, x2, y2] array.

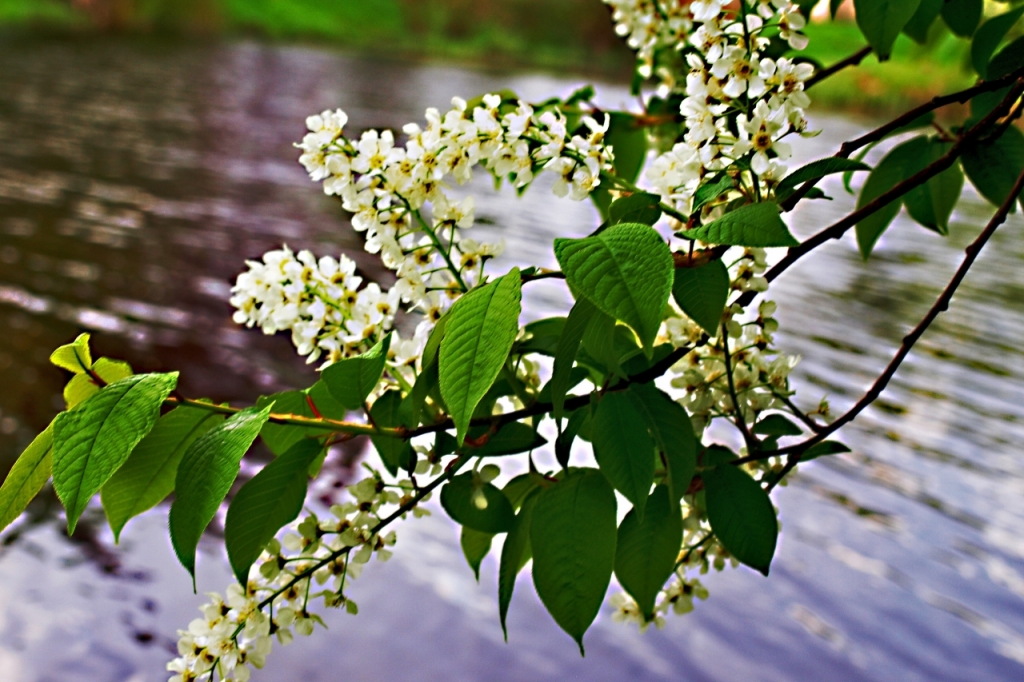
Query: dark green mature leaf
[[531, 469, 617, 653], [499, 488, 541, 638], [606, 112, 648, 184], [101, 406, 224, 541], [803, 441, 853, 461], [440, 269, 523, 445], [321, 333, 392, 410], [855, 136, 929, 258], [629, 383, 697, 502], [555, 223, 673, 354], [225, 439, 322, 585], [441, 473, 516, 533], [255, 384, 345, 457], [609, 192, 662, 226], [941, 0, 982, 37], [752, 414, 803, 437], [972, 6, 1024, 77], [854, 0, 923, 60], [614, 485, 683, 620], [461, 527, 495, 581], [775, 158, 871, 203], [580, 307, 624, 378], [680, 202, 799, 248], [962, 125, 1024, 209], [556, 407, 590, 469], [516, 317, 566, 357], [903, 140, 962, 235], [0, 423, 54, 533], [703, 463, 778, 576], [830, 0, 843, 18], [592, 392, 656, 517], [369, 390, 415, 475], [52, 372, 179, 535], [467, 421, 547, 457], [672, 260, 730, 336], [691, 175, 735, 215], [988, 34, 1024, 79], [903, 0, 942, 43], [169, 404, 272, 582]]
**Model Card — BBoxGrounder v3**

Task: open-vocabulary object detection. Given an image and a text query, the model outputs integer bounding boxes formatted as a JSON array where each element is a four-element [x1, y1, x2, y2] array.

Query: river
[[1, 39, 1023, 682]]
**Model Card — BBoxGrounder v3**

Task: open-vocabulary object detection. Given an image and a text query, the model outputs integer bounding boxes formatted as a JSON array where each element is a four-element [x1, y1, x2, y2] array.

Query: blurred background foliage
[[2, 0, 1024, 113]]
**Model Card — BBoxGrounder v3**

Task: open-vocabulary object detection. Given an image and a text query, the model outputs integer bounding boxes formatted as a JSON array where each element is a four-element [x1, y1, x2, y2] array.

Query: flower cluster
[[642, 1, 814, 216], [603, 0, 694, 84], [168, 472, 415, 682]]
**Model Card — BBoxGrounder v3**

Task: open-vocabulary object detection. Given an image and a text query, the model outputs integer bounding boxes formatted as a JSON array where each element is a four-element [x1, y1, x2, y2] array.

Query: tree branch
[[737, 166, 1024, 469], [804, 46, 872, 91]]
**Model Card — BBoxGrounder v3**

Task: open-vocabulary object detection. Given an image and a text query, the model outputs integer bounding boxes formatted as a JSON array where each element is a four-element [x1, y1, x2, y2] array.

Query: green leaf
[[580, 307, 625, 378], [803, 441, 853, 461], [49, 333, 92, 374], [0, 423, 54, 533], [775, 158, 871, 203], [941, 0, 982, 38], [903, 140, 962, 235], [854, 0, 923, 60], [830, 0, 843, 19], [368, 389, 415, 476], [703, 463, 778, 576], [752, 414, 802, 437], [101, 406, 224, 541], [609, 192, 662, 226], [555, 407, 589, 469], [52, 372, 179, 535], [555, 223, 673, 354], [614, 485, 682, 620], [169, 404, 272, 582], [466, 421, 547, 457], [63, 357, 133, 409], [530, 469, 617, 653], [672, 259, 730, 336], [606, 112, 647, 184], [515, 317, 567, 357], [499, 487, 541, 639], [903, 0, 942, 44], [441, 472, 516, 533], [628, 383, 696, 502], [552, 298, 596, 421], [255, 391, 313, 456], [679, 202, 799, 248], [461, 527, 495, 581], [691, 175, 735, 215], [440, 270, 523, 445], [962, 125, 1024, 210], [592, 392, 656, 518], [855, 136, 929, 258], [321, 333, 392, 410], [225, 439, 322, 585], [971, 6, 1024, 77]]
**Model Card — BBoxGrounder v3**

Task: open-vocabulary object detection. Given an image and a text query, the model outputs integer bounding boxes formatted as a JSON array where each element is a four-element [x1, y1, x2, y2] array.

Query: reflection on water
[[2, 39, 1024, 682]]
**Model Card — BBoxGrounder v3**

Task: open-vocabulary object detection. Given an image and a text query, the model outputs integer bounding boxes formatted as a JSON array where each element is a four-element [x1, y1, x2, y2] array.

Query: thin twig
[[721, 323, 756, 451], [804, 46, 872, 90]]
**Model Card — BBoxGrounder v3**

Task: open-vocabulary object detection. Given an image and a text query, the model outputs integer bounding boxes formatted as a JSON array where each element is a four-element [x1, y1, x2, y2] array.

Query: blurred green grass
[[0, 0, 980, 114]]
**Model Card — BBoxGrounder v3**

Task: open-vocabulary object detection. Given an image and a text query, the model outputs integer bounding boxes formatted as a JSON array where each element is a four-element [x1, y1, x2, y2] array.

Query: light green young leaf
[[555, 223, 673, 354], [962, 125, 1024, 210], [971, 6, 1024, 77], [101, 406, 224, 542], [775, 158, 871, 203], [854, 0, 923, 60], [614, 485, 683, 620], [63, 357, 134, 409], [225, 439, 322, 585], [499, 487, 541, 639], [703, 462, 778, 576], [592, 392, 656, 517], [53, 372, 179, 535], [440, 472, 515, 533], [169, 404, 272, 582], [855, 136, 929, 258], [903, 0, 942, 44], [941, 0, 982, 38], [439, 269, 522, 445], [321, 332, 392, 410], [672, 259, 730, 336], [460, 527, 495, 581], [628, 383, 696, 502], [49, 333, 93, 374], [0, 423, 54, 533], [679, 202, 799, 248], [530, 469, 617, 654]]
